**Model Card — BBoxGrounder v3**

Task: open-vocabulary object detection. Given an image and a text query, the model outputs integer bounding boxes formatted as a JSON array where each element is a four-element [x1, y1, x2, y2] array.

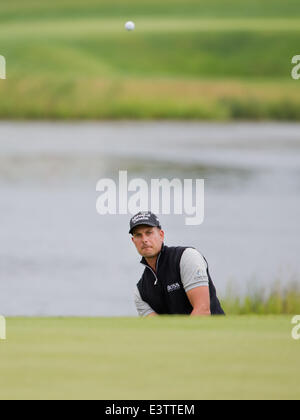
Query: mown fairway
[[0, 0, 300, 119], [0, 316, 299, 400]]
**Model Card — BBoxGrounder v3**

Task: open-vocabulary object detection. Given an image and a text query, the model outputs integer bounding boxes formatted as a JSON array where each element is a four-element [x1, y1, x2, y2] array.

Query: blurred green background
[[0, 0, 300, 119]]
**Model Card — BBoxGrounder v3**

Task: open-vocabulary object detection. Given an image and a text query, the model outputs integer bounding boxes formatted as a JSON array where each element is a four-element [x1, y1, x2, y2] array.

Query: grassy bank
[[0, 0, 299, 120], [222, 282, 300, 315], [1, 77, 300, 120], [0, 316, 299, 400]]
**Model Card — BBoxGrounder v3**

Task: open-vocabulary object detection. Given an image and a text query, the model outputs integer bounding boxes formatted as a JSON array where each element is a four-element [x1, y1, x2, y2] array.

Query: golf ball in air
[[125, 21, 135, 31]]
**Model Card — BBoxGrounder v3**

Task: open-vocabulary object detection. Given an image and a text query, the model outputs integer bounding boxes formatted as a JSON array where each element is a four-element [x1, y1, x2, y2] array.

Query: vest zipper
[[143, 251, 162, 286], [145, 266, 159, 286]]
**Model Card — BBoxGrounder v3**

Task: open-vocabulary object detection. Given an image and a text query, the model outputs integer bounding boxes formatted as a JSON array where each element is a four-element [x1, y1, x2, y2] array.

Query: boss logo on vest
[[167, 283, 181, 293]]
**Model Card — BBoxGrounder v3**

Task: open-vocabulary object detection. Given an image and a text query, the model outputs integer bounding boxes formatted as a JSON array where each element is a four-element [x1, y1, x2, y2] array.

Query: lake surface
[[0, 121, 299, 316]]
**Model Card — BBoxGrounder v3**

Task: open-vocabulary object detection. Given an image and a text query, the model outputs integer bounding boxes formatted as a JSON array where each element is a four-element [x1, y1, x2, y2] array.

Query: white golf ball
[[125, 21, 135, 31]]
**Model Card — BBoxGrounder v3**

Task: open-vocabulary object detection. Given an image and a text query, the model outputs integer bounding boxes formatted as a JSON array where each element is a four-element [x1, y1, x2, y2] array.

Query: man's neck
[[145, 256, 158, 273], [142, 243, 164, 272]]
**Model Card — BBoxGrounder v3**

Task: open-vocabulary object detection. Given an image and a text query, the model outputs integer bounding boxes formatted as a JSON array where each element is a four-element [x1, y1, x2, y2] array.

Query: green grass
[[0, 0, 300, 119], [0, 316, 299, 400], [222, 283, 300, 315]]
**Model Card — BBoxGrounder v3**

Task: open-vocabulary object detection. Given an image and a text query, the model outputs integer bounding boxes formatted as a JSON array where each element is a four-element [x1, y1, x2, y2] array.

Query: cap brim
[[129, 222, 160, 235]]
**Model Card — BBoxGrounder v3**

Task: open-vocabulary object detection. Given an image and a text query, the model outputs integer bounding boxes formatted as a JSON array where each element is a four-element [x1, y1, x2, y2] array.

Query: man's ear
[[160, 229, 165, 241]]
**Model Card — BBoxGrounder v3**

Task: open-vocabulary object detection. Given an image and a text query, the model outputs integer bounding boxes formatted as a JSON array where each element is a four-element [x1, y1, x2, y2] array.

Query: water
[[0, 121, 299, 316]]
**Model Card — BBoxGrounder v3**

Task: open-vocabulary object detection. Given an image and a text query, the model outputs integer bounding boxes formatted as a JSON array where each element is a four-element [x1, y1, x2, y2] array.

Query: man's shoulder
[[165, 245, 201, 260], [180, 247, 207, 267], [177, 248, 209, 276], [181, 247, 202, 257], [164, 245, 194, 255]]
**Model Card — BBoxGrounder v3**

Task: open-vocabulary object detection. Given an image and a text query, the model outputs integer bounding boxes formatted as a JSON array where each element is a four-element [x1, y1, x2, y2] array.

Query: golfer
[[130, 211, 225, 317]]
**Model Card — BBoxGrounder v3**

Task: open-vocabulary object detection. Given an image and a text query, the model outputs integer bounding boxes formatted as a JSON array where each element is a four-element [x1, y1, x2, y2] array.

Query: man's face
[[131, 225, 164, 259]]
